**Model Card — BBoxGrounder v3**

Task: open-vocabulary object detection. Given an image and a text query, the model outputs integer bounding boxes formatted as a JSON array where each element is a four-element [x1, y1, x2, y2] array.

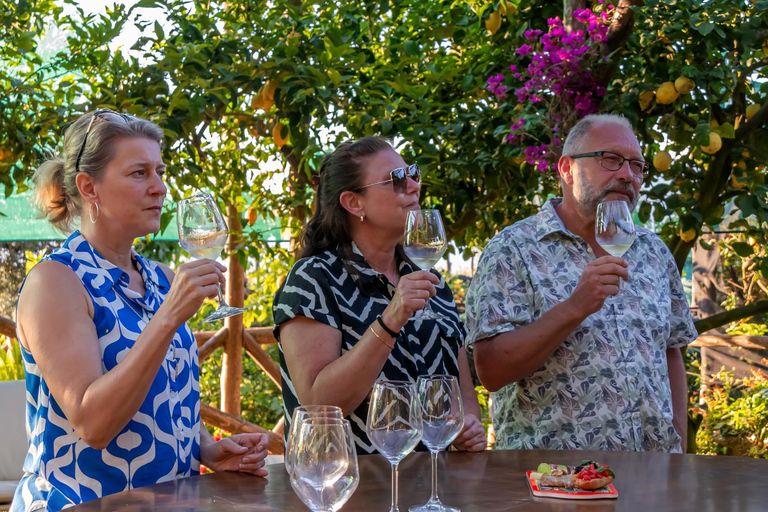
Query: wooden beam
[[201, 402, 284, 455], [691, 334, 768, 351], [243, 331, 282, 390], [197, 327, 228, 362], [0, 315, 16, 339], [272, 415, 285, 437], [221, 204, 244, 417]]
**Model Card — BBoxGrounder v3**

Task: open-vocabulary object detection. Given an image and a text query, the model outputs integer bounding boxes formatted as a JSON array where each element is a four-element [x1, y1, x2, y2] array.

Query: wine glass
[[366, 380, 422, 512], [177, 193, 247, 323], [290, 418, 359, 512], [286, 405, 344, 475], [595, 200, 636, 291], [410, 375, 464, 512], [403, 209, 448, 320]]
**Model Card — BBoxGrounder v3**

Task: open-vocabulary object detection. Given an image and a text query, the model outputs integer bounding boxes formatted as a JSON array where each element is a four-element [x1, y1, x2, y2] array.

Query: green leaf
[[714, 122, 735, 139], [404, 40, 419, 56], [694, 123, 711, 146], [731, 242, 754, 258]]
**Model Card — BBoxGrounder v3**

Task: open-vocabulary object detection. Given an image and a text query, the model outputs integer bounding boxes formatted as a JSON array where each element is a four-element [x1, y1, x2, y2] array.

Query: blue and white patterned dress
[[11, 232, 201, 512]]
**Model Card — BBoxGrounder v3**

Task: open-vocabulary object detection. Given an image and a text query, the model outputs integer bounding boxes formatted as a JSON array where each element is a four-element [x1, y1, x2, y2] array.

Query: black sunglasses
[[569, 151, 651, 178], [75, 109, 132, 173], [356, 164, 421, 194]]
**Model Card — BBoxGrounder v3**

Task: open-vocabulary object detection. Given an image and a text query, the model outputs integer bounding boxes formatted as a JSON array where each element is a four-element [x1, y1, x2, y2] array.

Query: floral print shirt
[[465, 199, 697, 453]]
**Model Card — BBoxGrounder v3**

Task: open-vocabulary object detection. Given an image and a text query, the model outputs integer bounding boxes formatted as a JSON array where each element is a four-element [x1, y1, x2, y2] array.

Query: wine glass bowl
[[177, 193, 247, 323], [286, 405, 344, 475], [595, 200, 636, 292], [289, 418, 359, 512], [403, 209, 448, 320]]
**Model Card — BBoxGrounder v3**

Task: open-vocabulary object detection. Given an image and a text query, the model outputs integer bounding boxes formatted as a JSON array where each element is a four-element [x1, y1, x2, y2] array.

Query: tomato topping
[[576, 463, 611, 481]]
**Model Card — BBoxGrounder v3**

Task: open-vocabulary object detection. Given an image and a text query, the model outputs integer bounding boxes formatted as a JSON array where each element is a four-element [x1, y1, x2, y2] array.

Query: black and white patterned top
[[273, 242, 465, 454]]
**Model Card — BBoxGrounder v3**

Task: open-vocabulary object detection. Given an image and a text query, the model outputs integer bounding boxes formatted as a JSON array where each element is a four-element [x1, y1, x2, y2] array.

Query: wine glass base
[[409, 311, 448, 321], [203, 306, 248, 323], [409, 503, 460, 512]]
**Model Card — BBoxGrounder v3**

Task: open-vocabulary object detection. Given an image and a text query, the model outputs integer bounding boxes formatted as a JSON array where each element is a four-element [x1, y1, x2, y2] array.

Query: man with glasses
[[464, 114, 696, 453]]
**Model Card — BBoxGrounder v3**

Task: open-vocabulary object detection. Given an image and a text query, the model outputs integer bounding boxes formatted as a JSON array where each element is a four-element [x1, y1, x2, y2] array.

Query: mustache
[[602, 184, 636, 201]]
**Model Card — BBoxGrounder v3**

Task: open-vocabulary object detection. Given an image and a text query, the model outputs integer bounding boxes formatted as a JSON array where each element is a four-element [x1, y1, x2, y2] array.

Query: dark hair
[[32, 110, 164, 233], [299, 136, 392, 258]]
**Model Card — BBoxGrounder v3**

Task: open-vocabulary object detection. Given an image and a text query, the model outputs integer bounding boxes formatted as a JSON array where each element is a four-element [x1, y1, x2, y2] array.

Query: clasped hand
[[201, 433, 270, 477]]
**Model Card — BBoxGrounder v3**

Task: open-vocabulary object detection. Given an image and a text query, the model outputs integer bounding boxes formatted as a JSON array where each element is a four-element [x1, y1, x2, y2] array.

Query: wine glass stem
[[216, 284, 228, 307], [390, 461, 400, 512], [429, 450, 439, 503], [422, 297, 435, 315]]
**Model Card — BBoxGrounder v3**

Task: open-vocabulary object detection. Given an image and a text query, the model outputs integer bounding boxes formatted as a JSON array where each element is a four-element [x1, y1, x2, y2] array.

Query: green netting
[[0, 191, 282, 242]]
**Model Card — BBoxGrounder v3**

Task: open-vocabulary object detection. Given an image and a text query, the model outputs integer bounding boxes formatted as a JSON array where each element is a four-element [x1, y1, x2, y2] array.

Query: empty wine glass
[[595, 199, 636, 291], [410, 375, 464, 512], [177, 193, 247, 323], [286, 405, 344, 475], [403, 209, 448, 320], [290, 418, 359, 512], [366, 380, 422, 512]]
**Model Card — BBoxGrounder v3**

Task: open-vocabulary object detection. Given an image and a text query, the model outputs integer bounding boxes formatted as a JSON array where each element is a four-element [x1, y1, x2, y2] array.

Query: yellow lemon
[[731, 174, 745, 189], [246, 207, 258, 226], [653, 150, 673, 171], [639, 90, 654, 111], [251, 89, 274, 111], [486, 10, 502, 35], [656, 82, 679, 104], [263, 80, 278, 101], [736, 160, 747, 170], [700, 132, 722, 154], [674, 76, 695, 94], [273, 123, 289, 148], [746, 104, 761, 119], [680, 228, 697, 242]]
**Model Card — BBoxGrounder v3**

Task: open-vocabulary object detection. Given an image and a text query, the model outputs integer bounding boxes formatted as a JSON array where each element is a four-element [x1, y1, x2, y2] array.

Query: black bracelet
[[376, 315, 399, 337]]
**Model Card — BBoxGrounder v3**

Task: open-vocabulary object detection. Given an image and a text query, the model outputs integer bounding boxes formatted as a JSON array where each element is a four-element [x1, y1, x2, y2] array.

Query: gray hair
[[562, 114, 633, 156], [33, 111, 164, 233]]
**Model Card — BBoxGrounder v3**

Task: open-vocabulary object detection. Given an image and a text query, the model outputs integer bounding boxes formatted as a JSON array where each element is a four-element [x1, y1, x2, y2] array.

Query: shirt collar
[[339, 241, 414, 286], [535, 198, 648, 241], [64, 231, 160, 291]]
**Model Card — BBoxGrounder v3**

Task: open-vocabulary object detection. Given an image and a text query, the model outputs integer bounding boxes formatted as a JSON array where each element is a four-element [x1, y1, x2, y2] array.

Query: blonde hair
[[32, 111, 164, 232]]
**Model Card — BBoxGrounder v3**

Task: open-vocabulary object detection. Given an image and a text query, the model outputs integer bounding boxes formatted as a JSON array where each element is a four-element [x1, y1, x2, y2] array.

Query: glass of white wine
[[366, 380, 422, 512], [410, 375, 464, 512], [595, 199, 636, 291], [403, 209, 448, 320], [177, 193, 247, 323]]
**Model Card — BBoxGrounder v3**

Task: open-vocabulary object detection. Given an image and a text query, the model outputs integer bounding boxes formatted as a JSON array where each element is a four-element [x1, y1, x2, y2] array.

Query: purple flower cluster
[[485, 7, 611, 173]]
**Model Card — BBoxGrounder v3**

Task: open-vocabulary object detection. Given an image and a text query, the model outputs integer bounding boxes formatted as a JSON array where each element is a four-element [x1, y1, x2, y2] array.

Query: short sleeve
[[272, 257, 342, 340], [664, 249, 698, 349], [464, 234, 535, 351]]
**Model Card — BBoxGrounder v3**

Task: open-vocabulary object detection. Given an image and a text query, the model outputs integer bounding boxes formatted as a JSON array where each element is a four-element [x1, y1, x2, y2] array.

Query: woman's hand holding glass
[[383, 271, 440, 330], [157, 258, 226, 326]]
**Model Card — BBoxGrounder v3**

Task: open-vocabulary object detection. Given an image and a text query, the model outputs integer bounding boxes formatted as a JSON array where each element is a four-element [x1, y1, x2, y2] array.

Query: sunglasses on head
[[75, 108, 132, 173], [356, 164, 421, 194]]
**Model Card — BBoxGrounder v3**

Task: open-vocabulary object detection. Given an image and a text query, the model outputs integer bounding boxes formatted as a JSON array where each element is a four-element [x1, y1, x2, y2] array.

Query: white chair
[[0, 380, 27, 505]]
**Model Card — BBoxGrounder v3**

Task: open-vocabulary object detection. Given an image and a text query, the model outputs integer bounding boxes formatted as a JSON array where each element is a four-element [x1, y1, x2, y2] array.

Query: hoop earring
[[89, 203, 100, 224], [359, 215, 365, 223]]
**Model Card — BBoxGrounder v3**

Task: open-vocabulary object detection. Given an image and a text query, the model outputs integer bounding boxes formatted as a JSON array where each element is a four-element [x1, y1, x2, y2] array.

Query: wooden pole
[[221, 205, 244, 417], [0, 315, 16, 339], [197, 327, 228, 362]]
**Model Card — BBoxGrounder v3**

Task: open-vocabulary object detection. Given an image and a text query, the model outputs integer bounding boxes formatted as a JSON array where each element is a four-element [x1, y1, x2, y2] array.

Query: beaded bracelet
[[376, 315, 399, 337]]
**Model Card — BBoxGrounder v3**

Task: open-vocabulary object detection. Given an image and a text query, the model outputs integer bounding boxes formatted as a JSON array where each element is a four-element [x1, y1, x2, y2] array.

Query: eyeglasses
[[570, 151, 650, 178], [75, 109, 132, 173], [356, 164, 421, 194]]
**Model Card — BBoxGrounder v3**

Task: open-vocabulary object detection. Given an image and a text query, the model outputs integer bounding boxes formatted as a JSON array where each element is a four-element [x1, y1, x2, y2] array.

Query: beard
[[573, 175, 638, 214]]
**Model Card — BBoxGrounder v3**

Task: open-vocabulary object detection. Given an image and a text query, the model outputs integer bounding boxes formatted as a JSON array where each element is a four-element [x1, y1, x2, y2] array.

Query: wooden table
[[69, 449, 768, 511]]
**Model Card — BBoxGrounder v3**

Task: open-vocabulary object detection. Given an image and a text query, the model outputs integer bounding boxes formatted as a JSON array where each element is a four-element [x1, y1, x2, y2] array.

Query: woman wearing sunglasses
[[11, 110, 269, 512], [273, 137, 487, 454]]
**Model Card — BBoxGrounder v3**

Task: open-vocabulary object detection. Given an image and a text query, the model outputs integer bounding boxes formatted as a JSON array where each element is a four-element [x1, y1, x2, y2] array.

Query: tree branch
[[736, 58, 768, 89], [594, 0, 643, 88], [734, 102, 768, 141], [0, 315, 15, 339], [674, 110, 698, 129], [694, 300, 768, 334]]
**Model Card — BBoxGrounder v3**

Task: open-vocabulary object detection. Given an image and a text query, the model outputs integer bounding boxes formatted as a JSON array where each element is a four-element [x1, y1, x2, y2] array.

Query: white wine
[[180, 229, 228, 260], [596, 232, 635, 257], [404, 244, 447, 270], [368, 428, 421, 464]]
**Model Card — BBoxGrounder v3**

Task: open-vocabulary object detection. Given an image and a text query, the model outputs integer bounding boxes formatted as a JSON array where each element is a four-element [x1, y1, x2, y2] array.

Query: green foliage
[[0, 336, 24, 381], [694, 368, 768, 458]]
